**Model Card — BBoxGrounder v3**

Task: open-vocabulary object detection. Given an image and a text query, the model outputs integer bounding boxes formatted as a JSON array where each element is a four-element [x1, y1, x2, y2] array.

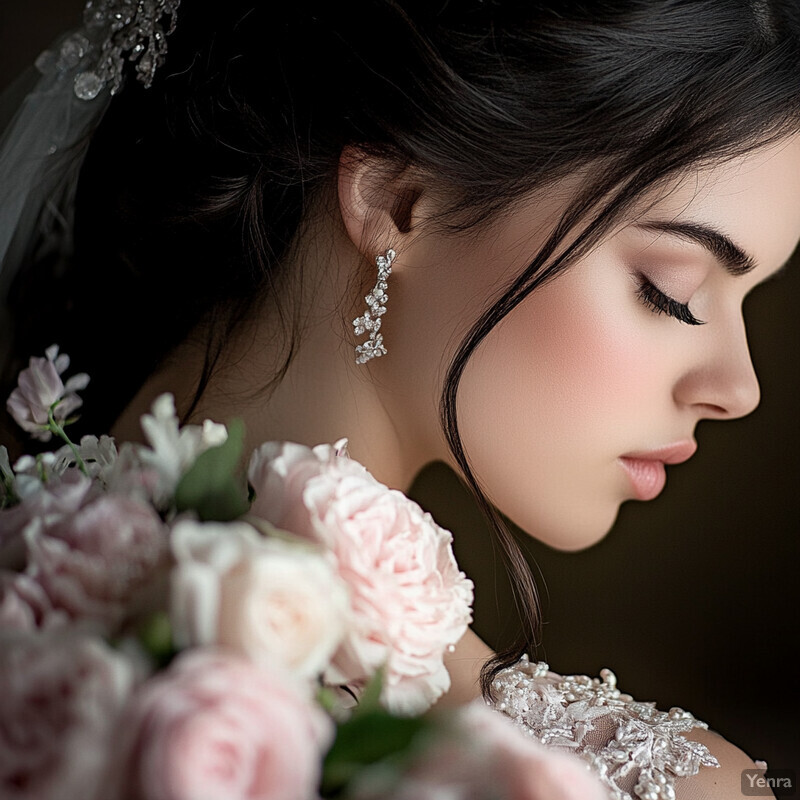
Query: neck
[[108, 212, 493, 706], [438, 627, 496, 707], [110, 228, 435, 493]]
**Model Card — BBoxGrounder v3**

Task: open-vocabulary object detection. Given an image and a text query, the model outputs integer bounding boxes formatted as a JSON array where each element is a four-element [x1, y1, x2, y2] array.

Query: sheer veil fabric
[[0, 27, 113, 372]]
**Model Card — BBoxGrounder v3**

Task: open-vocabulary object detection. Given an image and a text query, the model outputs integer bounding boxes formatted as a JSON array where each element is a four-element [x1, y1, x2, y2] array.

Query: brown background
[[2, 0, 798, 772]]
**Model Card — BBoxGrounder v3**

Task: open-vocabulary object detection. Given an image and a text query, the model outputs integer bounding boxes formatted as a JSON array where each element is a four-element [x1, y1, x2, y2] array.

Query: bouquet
[[0, 346, 607, 800]]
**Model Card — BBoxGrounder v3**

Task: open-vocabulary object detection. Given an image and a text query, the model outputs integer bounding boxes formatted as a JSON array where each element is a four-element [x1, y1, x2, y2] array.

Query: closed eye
[[635, 276, 705, 326]]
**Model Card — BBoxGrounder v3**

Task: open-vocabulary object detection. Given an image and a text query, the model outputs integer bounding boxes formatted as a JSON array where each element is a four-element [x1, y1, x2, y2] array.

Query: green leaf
[[319, 667, 437, 798], [352, 667, 385, 717], [321, 711, 431, 797], [316, 686, 341, 715], [174, 419, 250, 521]]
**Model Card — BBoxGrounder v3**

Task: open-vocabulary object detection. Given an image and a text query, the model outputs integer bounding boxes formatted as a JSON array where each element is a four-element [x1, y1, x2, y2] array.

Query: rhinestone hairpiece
[[353, 249, 396, 364], [69, 0, 181, 101]]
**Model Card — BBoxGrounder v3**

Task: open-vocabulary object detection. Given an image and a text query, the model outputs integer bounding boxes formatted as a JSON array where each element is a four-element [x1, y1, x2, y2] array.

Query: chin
[[507, 501, 621, 553]]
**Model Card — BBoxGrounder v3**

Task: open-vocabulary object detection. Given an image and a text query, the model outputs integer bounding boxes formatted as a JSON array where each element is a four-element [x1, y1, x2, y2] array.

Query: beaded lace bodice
[[487, 656, 721, 800]]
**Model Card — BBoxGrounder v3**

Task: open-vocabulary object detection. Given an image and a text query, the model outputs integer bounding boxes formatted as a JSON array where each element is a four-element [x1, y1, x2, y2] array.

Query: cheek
[[456, 271, 665, 549]]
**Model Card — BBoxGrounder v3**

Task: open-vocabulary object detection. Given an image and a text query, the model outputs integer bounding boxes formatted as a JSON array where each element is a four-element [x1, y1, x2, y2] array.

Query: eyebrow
[[633, 219, 757, 276]]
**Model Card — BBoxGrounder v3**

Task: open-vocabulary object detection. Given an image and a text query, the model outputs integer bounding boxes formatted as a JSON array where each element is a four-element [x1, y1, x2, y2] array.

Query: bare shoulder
[[674, 726, 774, 800]]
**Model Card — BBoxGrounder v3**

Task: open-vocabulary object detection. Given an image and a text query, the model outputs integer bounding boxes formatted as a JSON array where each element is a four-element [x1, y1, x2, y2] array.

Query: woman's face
[[384, 135, 800, 551]]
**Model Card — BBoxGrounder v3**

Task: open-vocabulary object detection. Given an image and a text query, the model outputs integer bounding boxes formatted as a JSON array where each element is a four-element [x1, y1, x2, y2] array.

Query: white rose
[[170, 519, 350, 679]]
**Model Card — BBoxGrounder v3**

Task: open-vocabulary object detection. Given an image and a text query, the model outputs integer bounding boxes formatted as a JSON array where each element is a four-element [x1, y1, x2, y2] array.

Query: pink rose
[[6, 345, 89, 442], [25, 493, 169, 631], [113, 649, 334, 800], [349, 702, 607, 800], [248, 441, 474, 715], [0, 631, 136, 800]]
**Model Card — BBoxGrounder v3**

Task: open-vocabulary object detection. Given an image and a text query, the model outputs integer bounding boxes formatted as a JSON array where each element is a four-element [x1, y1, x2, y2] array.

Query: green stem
[[36, 453, 47, 482], [0, 474, 19, 508], [48, 404, 88, 476]]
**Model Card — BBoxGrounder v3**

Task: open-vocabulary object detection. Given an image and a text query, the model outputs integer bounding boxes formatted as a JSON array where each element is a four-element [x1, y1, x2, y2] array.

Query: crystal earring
[[353, 248, 396, 364]]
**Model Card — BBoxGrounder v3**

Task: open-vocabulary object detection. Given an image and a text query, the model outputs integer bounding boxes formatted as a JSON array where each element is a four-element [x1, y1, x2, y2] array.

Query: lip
[[618, 440, 697, 501]]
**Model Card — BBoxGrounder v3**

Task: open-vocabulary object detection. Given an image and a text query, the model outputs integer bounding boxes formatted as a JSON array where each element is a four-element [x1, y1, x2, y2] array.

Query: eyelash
[[636, 277, 705, 326]]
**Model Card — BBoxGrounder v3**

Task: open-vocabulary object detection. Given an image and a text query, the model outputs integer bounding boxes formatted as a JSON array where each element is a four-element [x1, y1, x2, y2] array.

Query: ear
[[337, 146, 425, 259]]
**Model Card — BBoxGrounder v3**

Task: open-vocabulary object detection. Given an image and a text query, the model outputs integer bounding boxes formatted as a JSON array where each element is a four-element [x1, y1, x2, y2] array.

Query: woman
[[1, 0, 799, 797]]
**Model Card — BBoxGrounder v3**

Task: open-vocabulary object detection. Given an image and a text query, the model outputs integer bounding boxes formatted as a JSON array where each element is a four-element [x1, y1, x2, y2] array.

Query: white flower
[[170, 519, 350, 679], [12, 452, 61, 500], [136, 393, 228, 507], [6, 345, 89, 441], [42, 434, 118, 485]]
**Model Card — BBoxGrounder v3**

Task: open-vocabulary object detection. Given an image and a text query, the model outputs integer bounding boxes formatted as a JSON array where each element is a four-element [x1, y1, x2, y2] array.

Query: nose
[[672, 312, 761, 421]]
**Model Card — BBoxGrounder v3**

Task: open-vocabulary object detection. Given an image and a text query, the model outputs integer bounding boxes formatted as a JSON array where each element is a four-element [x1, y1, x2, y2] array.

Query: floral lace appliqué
[[488, 656, 720, 800]]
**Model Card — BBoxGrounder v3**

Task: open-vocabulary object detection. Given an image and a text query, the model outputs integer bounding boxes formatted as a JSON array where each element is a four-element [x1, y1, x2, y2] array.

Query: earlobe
[[337, 146, 423, 257]]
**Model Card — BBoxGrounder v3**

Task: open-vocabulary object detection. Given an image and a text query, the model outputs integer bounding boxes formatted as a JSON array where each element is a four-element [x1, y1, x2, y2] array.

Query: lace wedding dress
[[487, 655, 767, 800]]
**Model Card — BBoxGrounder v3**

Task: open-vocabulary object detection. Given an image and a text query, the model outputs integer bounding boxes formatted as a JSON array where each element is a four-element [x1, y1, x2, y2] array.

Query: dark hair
[[4, 0, 800, 698]]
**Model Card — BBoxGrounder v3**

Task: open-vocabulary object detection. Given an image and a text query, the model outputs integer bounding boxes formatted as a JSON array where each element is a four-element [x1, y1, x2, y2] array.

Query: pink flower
[[0, 630, 136, 800], [0, 468, 93, 571], [113, 649, 334, 800], [463, 703, 608, 800], [104, 442, 165, 507], [6, 345, 89, 441], [0, 572, 66, 630], [25, 492, 169, 631], [349, 702, 607, 800], [248, 441, 474, 715], [170, 519, 350, 679]]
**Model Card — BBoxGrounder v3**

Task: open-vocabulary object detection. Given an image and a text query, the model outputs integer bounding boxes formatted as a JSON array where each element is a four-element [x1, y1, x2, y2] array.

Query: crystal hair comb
[[37, 0, 182, 101]]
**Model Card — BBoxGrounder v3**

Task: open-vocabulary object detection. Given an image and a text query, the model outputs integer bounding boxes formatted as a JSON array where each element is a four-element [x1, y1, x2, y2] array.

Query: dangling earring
[[353, 248, 396, 364]]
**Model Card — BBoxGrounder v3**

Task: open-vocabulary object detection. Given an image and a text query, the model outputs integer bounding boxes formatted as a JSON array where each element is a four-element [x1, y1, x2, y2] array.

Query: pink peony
[[170, 519, 350, 679], [0, 572, 66, 630], [349, 702, 607, 800], [113, 648, 334, 800], [0, 467, 93, 571], [0, 630, 136, 800], [25, 492, 169, 631], [6, 345, 89, 442], [248, 440, 474, 715]]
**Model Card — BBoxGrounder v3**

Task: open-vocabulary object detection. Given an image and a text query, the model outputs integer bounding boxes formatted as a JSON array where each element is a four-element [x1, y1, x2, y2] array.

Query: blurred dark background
[[2, 0, 798, 773]]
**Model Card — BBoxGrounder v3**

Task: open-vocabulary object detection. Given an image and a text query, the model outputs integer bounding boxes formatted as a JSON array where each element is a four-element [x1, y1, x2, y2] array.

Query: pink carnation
[[249, 441, 474, 715], [112, 649, 334, 800], [0, 631, 136, 800], [25, 492, 169, 632]]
